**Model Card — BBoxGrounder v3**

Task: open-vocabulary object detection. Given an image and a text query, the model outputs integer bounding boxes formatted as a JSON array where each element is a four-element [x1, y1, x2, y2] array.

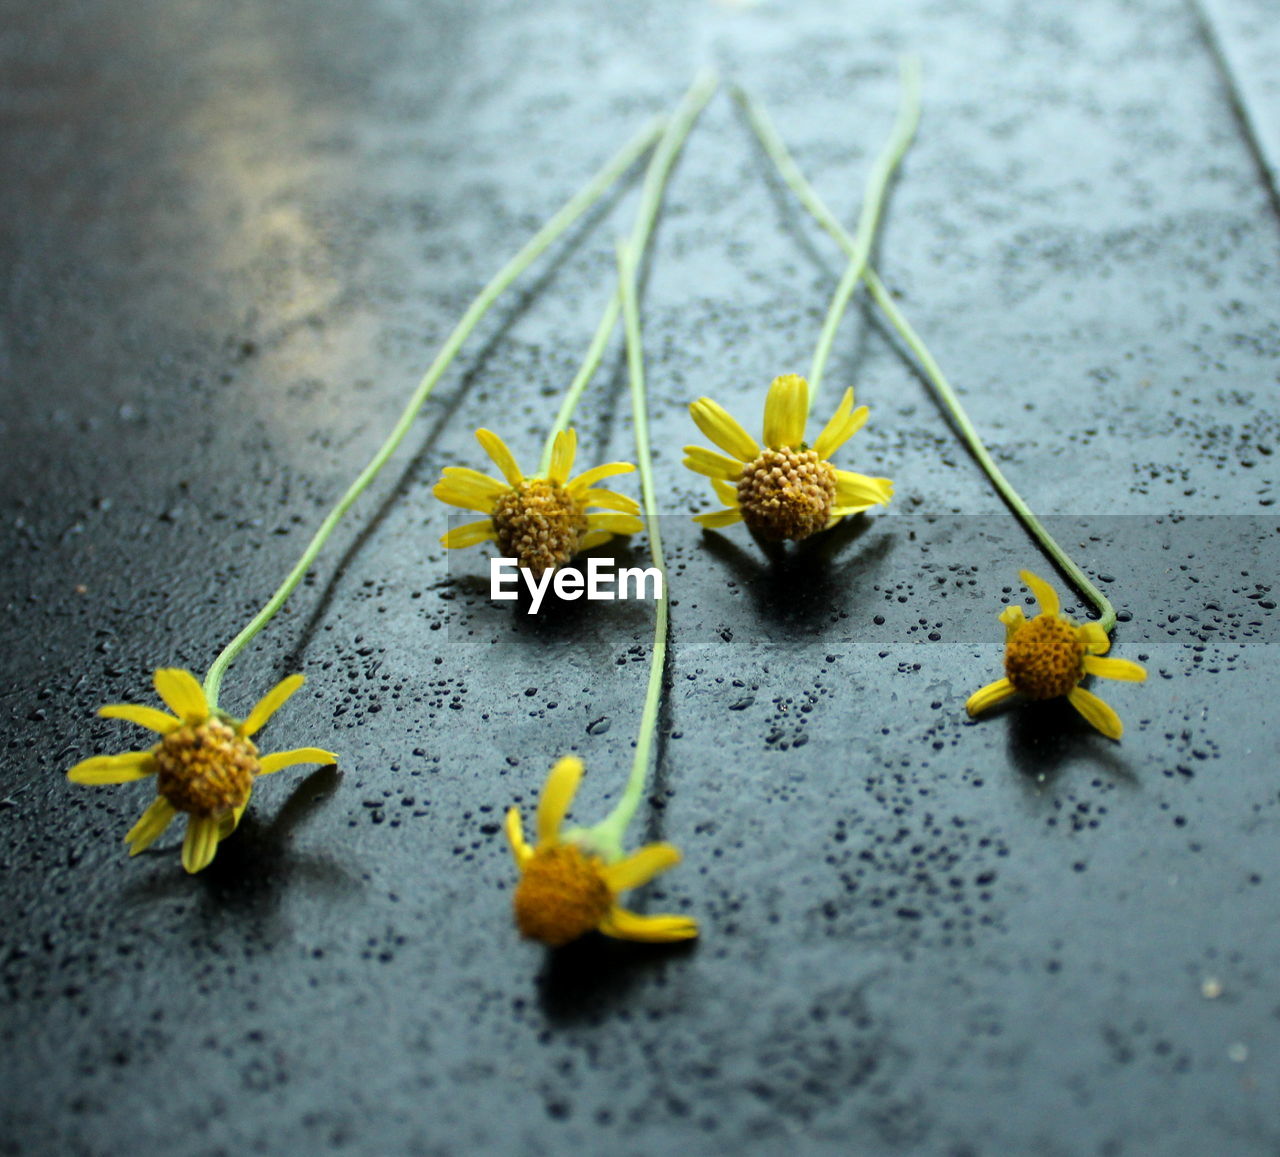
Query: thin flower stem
[[805, 54, 920, 406], [200, 114, 669, 710], [538, 69, 719, 475], [739, 88, 1117, 632], [590, 238, 668, 856]]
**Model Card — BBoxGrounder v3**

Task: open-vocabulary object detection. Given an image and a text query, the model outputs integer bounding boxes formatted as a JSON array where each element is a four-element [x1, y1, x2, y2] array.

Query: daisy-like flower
[[433, 427, 644, 575], [67, 668, 337, 873], [966, 570, 1147, 739], [683, 372, 893, 542], [505, 756, 698, 947]]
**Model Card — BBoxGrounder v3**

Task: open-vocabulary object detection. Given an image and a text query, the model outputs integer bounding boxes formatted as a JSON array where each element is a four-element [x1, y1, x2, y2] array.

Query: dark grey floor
[[2, 2, 1278, 1154]]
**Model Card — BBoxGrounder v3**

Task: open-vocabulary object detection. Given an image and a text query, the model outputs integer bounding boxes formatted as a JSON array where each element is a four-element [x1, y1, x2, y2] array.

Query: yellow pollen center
[[154, 718, 258, 817], [1004, 615, 1086, 700], [736, 447, 837, 541], [513, 844, 613, 947], [491, 479, 589, 576]]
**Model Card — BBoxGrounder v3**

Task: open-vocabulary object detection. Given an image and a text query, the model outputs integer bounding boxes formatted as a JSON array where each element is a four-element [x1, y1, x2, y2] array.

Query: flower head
[[433, 428, 644, 575], [504, 756, 698, 947], [966, 570, 1147, 739], [683, 373, 892, 541], [67, 668, 337, 872]]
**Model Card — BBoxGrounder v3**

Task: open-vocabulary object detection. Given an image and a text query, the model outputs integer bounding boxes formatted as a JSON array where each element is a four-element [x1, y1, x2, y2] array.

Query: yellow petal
[[98, 703, 181, 734], [1067, 686, 1123, 739], [998, 604, 1027, 643], [67, 751, 157, 784], [441, 519, 497, 549], [154, 668, 209, 724], [505, 806, 532, 867], [433, 469, 506, 513], [812, 391, 870, 459], [536, 756, 583, 845], [1082, 656, 1147, 682], [125, 796, 176, 854], [240, 673, 304, 738], [966, 678, 1016, 717], [683, 446, 743, 481], [475, 428, 523, 486], [834, 470, 893, 508], [578, 529, 614, 551], [601, 843, 682, 893], [688, 397, 759, 462], [693, 508, 743, 529], [762, 373, 808, 449], [441, 466, 507, 494], [566, 461, 635, 492], [1019, 569, 1060, 618], [580, 488, 640, 515], [599, 906, 699, 943], [1079, 621, 1110, 655], [181, 814, 221, 874], [257, 747, 337, 776], [827, 505, 874, 522], [218, 794, 249, 841], [816, 410, 871, 460], [585, 512, 644, 536], [548, 428, 577, 486], [711, 479, 739, 507]]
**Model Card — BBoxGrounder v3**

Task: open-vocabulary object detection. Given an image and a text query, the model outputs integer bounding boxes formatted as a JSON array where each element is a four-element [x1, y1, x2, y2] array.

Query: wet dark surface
[[2, 1, 1279, 1154]]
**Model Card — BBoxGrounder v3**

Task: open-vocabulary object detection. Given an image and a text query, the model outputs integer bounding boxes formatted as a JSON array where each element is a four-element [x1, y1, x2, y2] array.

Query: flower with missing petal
[[505, 756, 698, 947], [683, 373, 892, 542], [433, 428, 644, 575], [67, 669, 337, 873], [966, 570, 1147, 739]]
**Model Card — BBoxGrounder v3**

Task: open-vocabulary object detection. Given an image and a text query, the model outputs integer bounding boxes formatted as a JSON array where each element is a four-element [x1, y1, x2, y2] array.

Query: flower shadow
[[122, 764, 359, 921], [442, 538, 655, 643], [536, 928, 697, 1026], [996, 698, 1138, 788], [698, 516, 895, 632]]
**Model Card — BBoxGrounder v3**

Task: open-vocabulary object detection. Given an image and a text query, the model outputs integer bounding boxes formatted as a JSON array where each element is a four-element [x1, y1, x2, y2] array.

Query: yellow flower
[[67, 669, 337, 873], [433, 427, 644, 574], [504, 756, 698, 947], [966, 570, 1147, 739], [683, 372, 892, 541]]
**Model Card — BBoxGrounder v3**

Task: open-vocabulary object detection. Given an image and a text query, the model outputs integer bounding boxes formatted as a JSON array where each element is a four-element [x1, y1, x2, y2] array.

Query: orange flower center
[[736, 447, 836, 541], [1004, 615, 1086, 700], [491, 479, 588, 576], [513, 844, 613, 947], [154, 718, 258, 817]]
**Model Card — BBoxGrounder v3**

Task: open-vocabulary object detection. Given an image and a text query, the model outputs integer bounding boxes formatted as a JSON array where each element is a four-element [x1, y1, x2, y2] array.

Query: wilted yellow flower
[[433, 427, 644, 575], [683, 373, 892, 541], [966, 570, 1147, 739], [505, 756, 698, 947], [67, 668, 337, 873]]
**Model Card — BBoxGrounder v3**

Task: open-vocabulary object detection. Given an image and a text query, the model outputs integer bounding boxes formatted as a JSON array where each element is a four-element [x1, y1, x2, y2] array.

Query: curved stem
[[538, 69, 719, 474], [739, 86, 1116, 632], [805, 54, 921, 405], [201, 113, 668, 709], [590, 238, 668, 856]]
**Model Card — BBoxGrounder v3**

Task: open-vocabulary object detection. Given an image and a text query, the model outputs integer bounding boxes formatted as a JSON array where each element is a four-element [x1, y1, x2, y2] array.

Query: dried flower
[[505, 756, 698, 946], [684, 373, 892, 540], [434, 428, 644, 574], [966, 570, 1146, 739], [67, 669, 336, 872]]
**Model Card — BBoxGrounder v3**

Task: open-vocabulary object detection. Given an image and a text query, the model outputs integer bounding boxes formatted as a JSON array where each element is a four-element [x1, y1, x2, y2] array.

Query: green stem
[[805, 54, 921, 404], [538, 69, 719, 474], [739, 86, 1117, 633], [589, 238, 669, 857], [201, 113, 669, 710]]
